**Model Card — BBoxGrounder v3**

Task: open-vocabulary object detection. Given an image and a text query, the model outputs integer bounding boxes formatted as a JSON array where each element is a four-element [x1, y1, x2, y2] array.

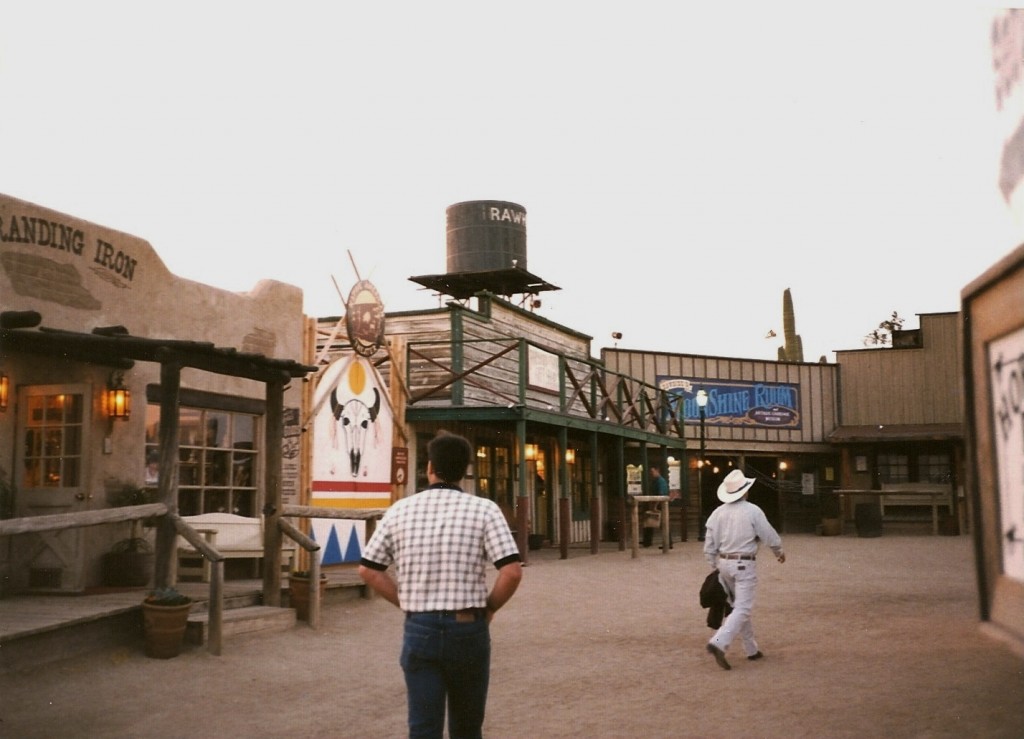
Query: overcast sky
[[2, 3, 1020, 362]]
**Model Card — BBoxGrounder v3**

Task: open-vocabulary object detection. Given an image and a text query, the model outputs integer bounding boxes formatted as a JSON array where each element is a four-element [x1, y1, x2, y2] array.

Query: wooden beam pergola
[[1, 314, 318, 598]]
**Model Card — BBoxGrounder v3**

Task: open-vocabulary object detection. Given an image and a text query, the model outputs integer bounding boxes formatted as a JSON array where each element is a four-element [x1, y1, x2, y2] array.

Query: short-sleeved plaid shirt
[[360, 485, 521, 613]]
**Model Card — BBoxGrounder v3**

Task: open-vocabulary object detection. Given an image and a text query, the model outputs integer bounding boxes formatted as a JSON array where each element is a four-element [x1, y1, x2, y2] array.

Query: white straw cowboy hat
[[717, 469, 756, 504]]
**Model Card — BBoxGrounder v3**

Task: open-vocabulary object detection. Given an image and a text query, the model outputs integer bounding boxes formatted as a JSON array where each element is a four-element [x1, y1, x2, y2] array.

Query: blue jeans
[[401, 612, 491, 739]]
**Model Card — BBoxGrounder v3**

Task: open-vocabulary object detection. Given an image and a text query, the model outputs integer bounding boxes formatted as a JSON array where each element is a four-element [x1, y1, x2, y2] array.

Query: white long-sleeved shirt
[[703, 499, 783, 567]]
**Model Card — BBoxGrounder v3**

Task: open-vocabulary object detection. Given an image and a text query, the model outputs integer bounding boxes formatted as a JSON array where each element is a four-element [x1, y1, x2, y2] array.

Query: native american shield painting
[[310, 355, 393, 563]]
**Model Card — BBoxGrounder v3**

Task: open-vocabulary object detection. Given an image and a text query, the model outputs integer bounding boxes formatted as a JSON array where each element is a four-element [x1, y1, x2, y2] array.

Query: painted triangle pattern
[[311, 521, 365, 564], [322, 525, 344, 565], [343, 527, 362, 562]]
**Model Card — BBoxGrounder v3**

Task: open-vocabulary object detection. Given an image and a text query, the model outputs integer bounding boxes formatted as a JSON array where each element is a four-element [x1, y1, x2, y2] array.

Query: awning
[[0, 311, 317, 383], [826, 423, 963, 443]]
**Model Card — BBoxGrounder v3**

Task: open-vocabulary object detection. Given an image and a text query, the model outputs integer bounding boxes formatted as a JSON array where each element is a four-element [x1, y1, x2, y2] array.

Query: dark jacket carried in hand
[[699, 570, 732, 629]]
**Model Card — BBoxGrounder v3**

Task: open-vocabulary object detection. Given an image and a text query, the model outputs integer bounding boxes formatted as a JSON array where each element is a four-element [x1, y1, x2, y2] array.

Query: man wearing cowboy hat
[[702, 468, 785, 670]]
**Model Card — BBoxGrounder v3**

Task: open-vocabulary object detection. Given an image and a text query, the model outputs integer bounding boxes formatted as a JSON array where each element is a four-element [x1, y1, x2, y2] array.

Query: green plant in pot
[[142, 587, 193, 659], [102, 481, 156, 587], [145, 586, 192, 607]]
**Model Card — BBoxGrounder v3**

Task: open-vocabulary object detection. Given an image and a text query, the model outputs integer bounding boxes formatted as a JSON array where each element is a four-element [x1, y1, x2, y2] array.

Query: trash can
[[855, 503, 883, 537]]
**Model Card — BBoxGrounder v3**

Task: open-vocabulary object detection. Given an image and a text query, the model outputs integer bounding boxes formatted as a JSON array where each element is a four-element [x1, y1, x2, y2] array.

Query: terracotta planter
[[142, 599, 193, 658], [289, 575, 327, 622]]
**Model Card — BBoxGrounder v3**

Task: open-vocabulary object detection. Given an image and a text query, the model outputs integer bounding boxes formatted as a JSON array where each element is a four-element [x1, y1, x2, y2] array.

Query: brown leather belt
[[718, 553, 756, 561], [410, 608, 487, 622]]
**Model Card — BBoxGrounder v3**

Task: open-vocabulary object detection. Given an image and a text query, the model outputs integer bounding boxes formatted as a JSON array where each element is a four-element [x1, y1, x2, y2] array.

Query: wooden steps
[[186, 605, 296, 646]]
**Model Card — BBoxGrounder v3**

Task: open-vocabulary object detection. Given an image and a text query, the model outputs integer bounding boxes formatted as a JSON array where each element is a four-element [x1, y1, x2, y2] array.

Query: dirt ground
[[1, 530, 1022, 738]]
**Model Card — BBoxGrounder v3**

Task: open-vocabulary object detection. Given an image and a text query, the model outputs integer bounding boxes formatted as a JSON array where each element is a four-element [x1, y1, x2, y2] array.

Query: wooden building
[[829, 313, 965, 532], [962, 242, 1024, 655], [315, 292, 689, 558], [601, 314, 966, 538], [602, 348, 841, 535]]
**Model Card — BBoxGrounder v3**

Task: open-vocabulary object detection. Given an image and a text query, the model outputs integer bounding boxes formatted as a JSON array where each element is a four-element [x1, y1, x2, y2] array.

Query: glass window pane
[[64, 394, 83, 423], [179, 408, 203, 446], [43, 458, 61, 486], [233, 454, 254, 487], [179, 448, 200, 486], [145, 405, 161, 445], [205, 412, 229, 448], [63, 457, 80, 487], [205, 450, 230, 486], [64, 425, 82, 456], [234, 415, 255, 447], [204, 490, 228, 514], [44, 429, 62, 456], [24, 429, 40, 458], [23, 459, 39, 488], [44, 396, 65, 422], [145, 446, 160, 486], [179, 491, 200, 517], [232, 491, 254, 517]]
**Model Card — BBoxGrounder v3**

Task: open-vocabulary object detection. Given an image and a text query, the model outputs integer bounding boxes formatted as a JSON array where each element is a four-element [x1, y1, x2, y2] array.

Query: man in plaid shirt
[[359, 431, 522, 739]]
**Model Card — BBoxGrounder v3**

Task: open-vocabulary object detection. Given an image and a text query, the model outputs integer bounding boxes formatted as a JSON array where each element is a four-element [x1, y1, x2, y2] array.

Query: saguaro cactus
[[777, 288, 804, 362]]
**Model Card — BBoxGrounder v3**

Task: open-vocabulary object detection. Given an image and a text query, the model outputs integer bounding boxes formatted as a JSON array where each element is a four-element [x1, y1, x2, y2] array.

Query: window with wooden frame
[[22, 390, 84, 488], [145, 404, 259, 516]]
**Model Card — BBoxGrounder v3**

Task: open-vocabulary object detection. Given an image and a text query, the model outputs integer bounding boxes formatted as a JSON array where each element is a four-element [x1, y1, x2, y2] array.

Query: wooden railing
[[403, 337, 685, 438], [278, 505, 386, 629], [0, 506, 241, 656], [0, 503, 168, 537], [167, 505, 386, 640], [0, 504, 388, 656]]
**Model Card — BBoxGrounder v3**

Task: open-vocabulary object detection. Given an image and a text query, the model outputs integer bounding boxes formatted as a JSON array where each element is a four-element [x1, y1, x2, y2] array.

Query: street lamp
[[696, 390, 708, 541]]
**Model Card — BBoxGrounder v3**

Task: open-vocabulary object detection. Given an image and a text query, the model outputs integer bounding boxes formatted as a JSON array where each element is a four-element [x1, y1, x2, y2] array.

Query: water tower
[[409, 200, 560, 307]]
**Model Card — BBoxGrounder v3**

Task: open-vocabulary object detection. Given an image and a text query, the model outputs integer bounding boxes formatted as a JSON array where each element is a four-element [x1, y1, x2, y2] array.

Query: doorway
[[13, 383, 93, 591]]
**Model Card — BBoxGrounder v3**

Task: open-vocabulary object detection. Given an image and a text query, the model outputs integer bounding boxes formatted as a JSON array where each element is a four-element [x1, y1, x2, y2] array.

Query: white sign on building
[[988, 326, 1024, 583]]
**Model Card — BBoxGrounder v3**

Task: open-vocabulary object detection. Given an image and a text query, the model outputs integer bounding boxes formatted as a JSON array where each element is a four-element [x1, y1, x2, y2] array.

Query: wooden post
[[590, 431, 600, 554], [153, 355, 182, 589], [208, 559, 225, 656], [389, 336, 409, 505], [263, 377, 285, 607], [660, 498, 670, 553], [559, 426, 569, 560], [516, 421, 529, 564], [309, 547, 322, 630], [630, 497, 639, 559], [617, 440, 626, 551], [630, 496, 672, 556], [560, 497, 571, 559]]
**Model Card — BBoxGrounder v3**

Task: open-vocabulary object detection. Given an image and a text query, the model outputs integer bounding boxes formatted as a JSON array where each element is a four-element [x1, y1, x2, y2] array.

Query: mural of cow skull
[[330, 386, 381, 477]]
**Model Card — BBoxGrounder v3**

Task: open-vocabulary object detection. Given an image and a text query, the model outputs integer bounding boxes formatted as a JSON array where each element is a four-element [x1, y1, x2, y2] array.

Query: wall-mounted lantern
[[0, 372, 9, 412], [524, 443, 539, 461], [105, 371, 131, 420], [565, 448, 576, 465]]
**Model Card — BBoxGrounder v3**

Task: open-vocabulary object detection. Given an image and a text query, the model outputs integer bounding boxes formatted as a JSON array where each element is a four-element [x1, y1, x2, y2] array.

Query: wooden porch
[[0, 569, 367, 673]]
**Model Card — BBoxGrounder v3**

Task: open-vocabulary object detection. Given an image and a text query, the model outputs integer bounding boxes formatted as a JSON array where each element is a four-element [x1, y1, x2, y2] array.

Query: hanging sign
[[345, 279, 386, 357]]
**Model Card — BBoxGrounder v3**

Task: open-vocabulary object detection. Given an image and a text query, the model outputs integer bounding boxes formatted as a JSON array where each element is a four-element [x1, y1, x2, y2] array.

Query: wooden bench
[[175, 512, 297, 582], [879, 483, 953, 535]]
